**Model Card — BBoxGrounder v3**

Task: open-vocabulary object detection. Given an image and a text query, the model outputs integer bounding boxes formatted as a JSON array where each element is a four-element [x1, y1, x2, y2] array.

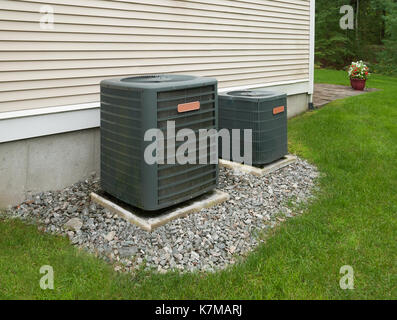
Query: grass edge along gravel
[[1, 68, 396, 299]]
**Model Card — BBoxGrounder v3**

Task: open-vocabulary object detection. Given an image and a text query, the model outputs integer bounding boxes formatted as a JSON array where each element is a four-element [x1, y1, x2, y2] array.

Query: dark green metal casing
[[100, 75, 218, 211], [219, 90, 288, 166]]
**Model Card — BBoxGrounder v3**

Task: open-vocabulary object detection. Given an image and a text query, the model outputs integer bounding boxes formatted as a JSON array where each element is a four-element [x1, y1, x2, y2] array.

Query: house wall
[[0, 0, 311, 113]]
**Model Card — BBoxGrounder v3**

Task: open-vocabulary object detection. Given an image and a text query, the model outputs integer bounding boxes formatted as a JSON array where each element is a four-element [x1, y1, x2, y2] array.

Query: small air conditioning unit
[[219, 90, 288, 166], [100, 75, 218, 211]]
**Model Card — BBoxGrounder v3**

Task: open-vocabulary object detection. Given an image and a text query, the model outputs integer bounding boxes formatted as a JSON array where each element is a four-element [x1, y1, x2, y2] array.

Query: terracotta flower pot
[[350, 78, 366, 91]]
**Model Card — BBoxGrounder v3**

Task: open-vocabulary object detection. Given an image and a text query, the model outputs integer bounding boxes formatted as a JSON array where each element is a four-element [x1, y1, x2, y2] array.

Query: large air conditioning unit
[[100, 75, 218, 211], [219, 90, 288, 166]]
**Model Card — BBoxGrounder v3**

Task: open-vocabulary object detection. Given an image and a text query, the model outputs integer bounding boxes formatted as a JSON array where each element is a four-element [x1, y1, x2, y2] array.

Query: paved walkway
[[313, 83, 378, 108]]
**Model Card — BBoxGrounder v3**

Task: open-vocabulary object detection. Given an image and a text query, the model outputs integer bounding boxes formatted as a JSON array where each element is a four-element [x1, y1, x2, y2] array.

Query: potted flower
[[348, 61, 369, 91]]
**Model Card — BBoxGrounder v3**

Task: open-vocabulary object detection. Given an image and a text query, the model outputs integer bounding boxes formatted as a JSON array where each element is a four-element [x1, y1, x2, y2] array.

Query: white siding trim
[[309, 0, 316, 95], [0, 102, 99, 120], [218, 79, 309, 94], [0, 80, 309, 144], [0, 107, 100, 143]]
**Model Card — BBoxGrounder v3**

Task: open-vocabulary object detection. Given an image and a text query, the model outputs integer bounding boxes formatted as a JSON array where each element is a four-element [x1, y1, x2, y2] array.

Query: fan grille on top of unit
[[227, 90, 277, 97], [121, 75, 197, 83]]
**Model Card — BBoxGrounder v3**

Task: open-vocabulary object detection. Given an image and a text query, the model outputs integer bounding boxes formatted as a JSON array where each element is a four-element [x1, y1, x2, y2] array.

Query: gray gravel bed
[[5, 157, 318, 274]]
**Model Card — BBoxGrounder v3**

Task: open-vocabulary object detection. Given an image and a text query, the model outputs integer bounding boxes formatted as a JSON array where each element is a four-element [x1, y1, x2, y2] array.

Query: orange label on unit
[[178, 101, 201, 113], [273, 106, 285, 115]]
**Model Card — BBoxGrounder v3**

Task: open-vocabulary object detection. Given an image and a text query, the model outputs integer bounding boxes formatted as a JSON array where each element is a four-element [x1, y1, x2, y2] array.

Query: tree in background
[[315, 0, 396, 74], [376, 0, 397, 74], [315, 0, 354, 68]]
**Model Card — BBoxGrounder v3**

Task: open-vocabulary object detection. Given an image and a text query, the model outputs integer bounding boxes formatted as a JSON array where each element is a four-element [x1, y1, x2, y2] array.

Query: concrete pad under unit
[[219, 155, 298, 177], [91, 190, 229, 232]]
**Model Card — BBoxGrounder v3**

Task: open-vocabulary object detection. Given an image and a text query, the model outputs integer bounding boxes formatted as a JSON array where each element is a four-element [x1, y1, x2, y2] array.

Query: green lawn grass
[[1, 69, 396, 300]]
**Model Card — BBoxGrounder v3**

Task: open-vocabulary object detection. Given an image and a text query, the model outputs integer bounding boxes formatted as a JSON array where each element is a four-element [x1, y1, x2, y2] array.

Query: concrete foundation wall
[[0, 93, 308, 209], [287, 93, 310, 119], [0, 128, 100, 208]]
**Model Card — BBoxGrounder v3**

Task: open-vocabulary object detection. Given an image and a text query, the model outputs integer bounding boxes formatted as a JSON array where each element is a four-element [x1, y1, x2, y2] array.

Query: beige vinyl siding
[[0, 0, 311, 113]]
